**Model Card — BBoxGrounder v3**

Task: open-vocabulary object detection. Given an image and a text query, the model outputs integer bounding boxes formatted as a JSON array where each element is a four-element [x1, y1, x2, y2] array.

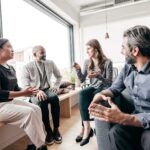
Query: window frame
[[0, 0, 75, 68]]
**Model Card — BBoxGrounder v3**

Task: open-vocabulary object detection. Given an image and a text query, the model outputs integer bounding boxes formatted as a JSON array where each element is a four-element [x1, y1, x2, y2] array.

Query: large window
[[1, 0, 74, 81]]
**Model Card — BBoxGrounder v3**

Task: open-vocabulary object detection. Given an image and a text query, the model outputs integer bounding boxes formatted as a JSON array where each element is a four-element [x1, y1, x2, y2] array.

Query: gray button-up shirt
[[109, 61, 150, 129]]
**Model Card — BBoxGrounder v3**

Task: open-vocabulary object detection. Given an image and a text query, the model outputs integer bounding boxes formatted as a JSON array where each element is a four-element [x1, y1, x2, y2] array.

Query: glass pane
[[1, 0, 70, 82]]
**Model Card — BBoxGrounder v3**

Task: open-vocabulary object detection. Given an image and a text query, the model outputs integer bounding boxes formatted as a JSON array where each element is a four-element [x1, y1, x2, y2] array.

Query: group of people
[[0, 24, 150, 150]]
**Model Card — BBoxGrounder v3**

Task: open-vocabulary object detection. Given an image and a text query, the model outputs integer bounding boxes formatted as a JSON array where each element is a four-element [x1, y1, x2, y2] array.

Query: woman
[[0, 38, 47, 150], [73, 39, 113, 146]]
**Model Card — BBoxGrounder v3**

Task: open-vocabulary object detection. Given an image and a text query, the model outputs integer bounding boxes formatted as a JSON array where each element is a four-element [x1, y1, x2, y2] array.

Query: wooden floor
[[4, 105, 98, 150]]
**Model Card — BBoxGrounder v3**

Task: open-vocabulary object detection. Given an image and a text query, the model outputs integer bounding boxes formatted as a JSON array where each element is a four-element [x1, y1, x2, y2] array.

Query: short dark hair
[[123, 25, 150, 57], [0, 38, 9, 48]]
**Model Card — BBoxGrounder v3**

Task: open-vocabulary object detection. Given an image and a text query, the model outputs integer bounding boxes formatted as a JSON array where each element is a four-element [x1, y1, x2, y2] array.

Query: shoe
[[75, 136, 83, 142], [45, 133, 54, 145], [38, 145, 48, 150], [53, 128, 62, 144], [80, 128, 94, 146], [26, 144, 36, 150]]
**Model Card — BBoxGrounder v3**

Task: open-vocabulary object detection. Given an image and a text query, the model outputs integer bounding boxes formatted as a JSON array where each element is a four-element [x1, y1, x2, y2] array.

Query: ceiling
[[65, 0, 146, 15], [65, 0, 106, 11]]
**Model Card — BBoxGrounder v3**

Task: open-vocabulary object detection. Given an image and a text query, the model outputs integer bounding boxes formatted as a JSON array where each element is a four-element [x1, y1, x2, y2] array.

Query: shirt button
[[134, 85, 138, 88]]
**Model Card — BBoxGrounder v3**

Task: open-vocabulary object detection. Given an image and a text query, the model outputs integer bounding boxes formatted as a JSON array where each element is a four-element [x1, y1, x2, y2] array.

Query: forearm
[[120, 113, 143, 127], [8, 91, 25, 99], [76, 69, 86, 83]]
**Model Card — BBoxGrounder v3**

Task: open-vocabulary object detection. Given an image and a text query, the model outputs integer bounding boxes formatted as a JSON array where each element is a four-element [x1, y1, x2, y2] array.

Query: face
[[0, 41, 14, 61], [35, 47, 46, 61], [86, 45, 96, 58], [121, 37, 136, 64]]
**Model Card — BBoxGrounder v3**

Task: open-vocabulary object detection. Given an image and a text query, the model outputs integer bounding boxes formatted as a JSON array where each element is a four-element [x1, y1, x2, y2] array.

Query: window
[[0, 0, 74, 82]]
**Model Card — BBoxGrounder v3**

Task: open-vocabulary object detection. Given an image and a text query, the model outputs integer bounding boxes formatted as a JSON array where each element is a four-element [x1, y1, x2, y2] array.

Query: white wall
[[79, 1, 150, 67]]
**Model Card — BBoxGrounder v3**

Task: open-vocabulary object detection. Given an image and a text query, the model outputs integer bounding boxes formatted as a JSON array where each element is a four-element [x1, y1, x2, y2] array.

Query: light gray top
[[21, 60, 62, 89], [76, 59, 113, 89]]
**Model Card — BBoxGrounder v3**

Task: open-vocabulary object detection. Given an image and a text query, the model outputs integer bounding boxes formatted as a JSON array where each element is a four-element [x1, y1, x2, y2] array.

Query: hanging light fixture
[[104, 0, 110, 39]]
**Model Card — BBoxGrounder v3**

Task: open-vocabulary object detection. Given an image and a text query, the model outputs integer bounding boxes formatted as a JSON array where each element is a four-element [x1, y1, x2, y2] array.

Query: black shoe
[[53, 128, 62, 144], [75, 136, 83, 142], [38, 145, 48, 150], [26, 144, 36, 150], [80, 128, 94, 146], [45, 133, 54, 145]]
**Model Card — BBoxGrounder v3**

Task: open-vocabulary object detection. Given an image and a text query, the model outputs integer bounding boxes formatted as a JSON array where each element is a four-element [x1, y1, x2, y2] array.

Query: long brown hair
[[86, 39, 107, 70]]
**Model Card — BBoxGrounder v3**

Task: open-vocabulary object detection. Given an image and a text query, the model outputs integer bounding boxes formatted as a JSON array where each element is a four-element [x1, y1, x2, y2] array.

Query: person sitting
[[73, 39, 113, 146], [89, 25, 150, 150], [21, 45, 62, 145], [0, 38, 47, 150]]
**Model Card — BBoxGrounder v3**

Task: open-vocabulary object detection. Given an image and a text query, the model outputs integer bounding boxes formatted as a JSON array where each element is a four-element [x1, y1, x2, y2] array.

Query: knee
[[108, 125, 119, 139], [79, 89, 87, 97], [25, 107, 36, 117], [141, 130, 150, 150], [48, 95, 59, 103]]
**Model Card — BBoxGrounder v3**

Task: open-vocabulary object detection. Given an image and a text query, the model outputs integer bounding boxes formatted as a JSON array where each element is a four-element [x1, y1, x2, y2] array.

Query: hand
[[87, 71, 98, 78], [89, 97, 125, 124], [73, 62, 81, 70], [36, 90, 47, 101], [22, 87, 39, 97], [49, 87, 58, 94], [88, 93, 108, 111]]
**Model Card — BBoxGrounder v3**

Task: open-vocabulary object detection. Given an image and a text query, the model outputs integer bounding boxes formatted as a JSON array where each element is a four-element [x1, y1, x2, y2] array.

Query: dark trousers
[[109, 124, 150, 150], [30, 89, 60, 135], [79, 86, 103, 121]]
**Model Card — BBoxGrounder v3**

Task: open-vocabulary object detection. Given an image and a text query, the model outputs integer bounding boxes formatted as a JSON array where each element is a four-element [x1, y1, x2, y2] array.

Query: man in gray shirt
[[22, 45, 62, 145], [89, 25, 150, 150]]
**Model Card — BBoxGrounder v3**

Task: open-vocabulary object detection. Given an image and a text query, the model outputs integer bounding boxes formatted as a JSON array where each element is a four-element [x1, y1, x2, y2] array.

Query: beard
[[40, 55, 46, 61], [125, 55, 136, 64]]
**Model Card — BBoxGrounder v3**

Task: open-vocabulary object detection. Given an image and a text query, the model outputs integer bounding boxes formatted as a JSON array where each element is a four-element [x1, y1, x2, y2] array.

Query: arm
[[96, 60, 113, 87], [8, 87, 38, 99], [89, 98, 143, 127], [21, 65, 31, 88], [10, 67, 22, 91], [76, 60, 88, 83], [52, 61, 62, 89]]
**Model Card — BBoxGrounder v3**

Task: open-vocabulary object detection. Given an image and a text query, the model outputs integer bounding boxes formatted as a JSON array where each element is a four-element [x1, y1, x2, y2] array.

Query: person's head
[[122, 25, 150, 64], [32, 45, 46, 61], [86, 39, 107, 69], [0, 38, 14, 62]]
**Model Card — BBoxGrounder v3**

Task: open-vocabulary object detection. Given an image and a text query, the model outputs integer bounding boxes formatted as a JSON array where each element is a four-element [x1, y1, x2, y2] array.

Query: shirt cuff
[[0, 91, 9, 100], [135, 113, 150, 129]]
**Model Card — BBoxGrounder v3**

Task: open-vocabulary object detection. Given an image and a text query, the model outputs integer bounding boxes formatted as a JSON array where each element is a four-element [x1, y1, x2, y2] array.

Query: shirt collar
[[139, 60, 150, 74]]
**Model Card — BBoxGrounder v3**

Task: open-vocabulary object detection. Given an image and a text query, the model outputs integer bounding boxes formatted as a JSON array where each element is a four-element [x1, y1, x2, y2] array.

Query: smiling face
[[34, 46, 46, 61], [0, 41, 14, 61]]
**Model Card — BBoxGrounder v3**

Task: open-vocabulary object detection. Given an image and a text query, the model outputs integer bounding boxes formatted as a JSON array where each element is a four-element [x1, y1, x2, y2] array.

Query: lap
[[0, 100, 39, 122]]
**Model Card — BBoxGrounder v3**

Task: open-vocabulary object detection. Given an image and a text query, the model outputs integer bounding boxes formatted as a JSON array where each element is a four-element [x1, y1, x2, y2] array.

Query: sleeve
[[11, 67, 21, 91], [135, 113, 150, 129], [76, 60, 88, 83], [109, 65, 126, 97], [14, 84, 21, 91], [0, 78, 9, 101], [52, 61, 62, 88], [21, 65, 31, 88], [96, 60, 113, 87]]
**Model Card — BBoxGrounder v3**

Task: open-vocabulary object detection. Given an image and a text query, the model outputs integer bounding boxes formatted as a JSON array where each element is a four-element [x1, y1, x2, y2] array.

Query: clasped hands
[[89, 94, 125, 124]]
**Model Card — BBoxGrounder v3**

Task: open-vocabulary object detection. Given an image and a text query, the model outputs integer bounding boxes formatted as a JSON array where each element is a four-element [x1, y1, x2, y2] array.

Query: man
[[89, 25, 150, 150], [22, 45, 62, 145]]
